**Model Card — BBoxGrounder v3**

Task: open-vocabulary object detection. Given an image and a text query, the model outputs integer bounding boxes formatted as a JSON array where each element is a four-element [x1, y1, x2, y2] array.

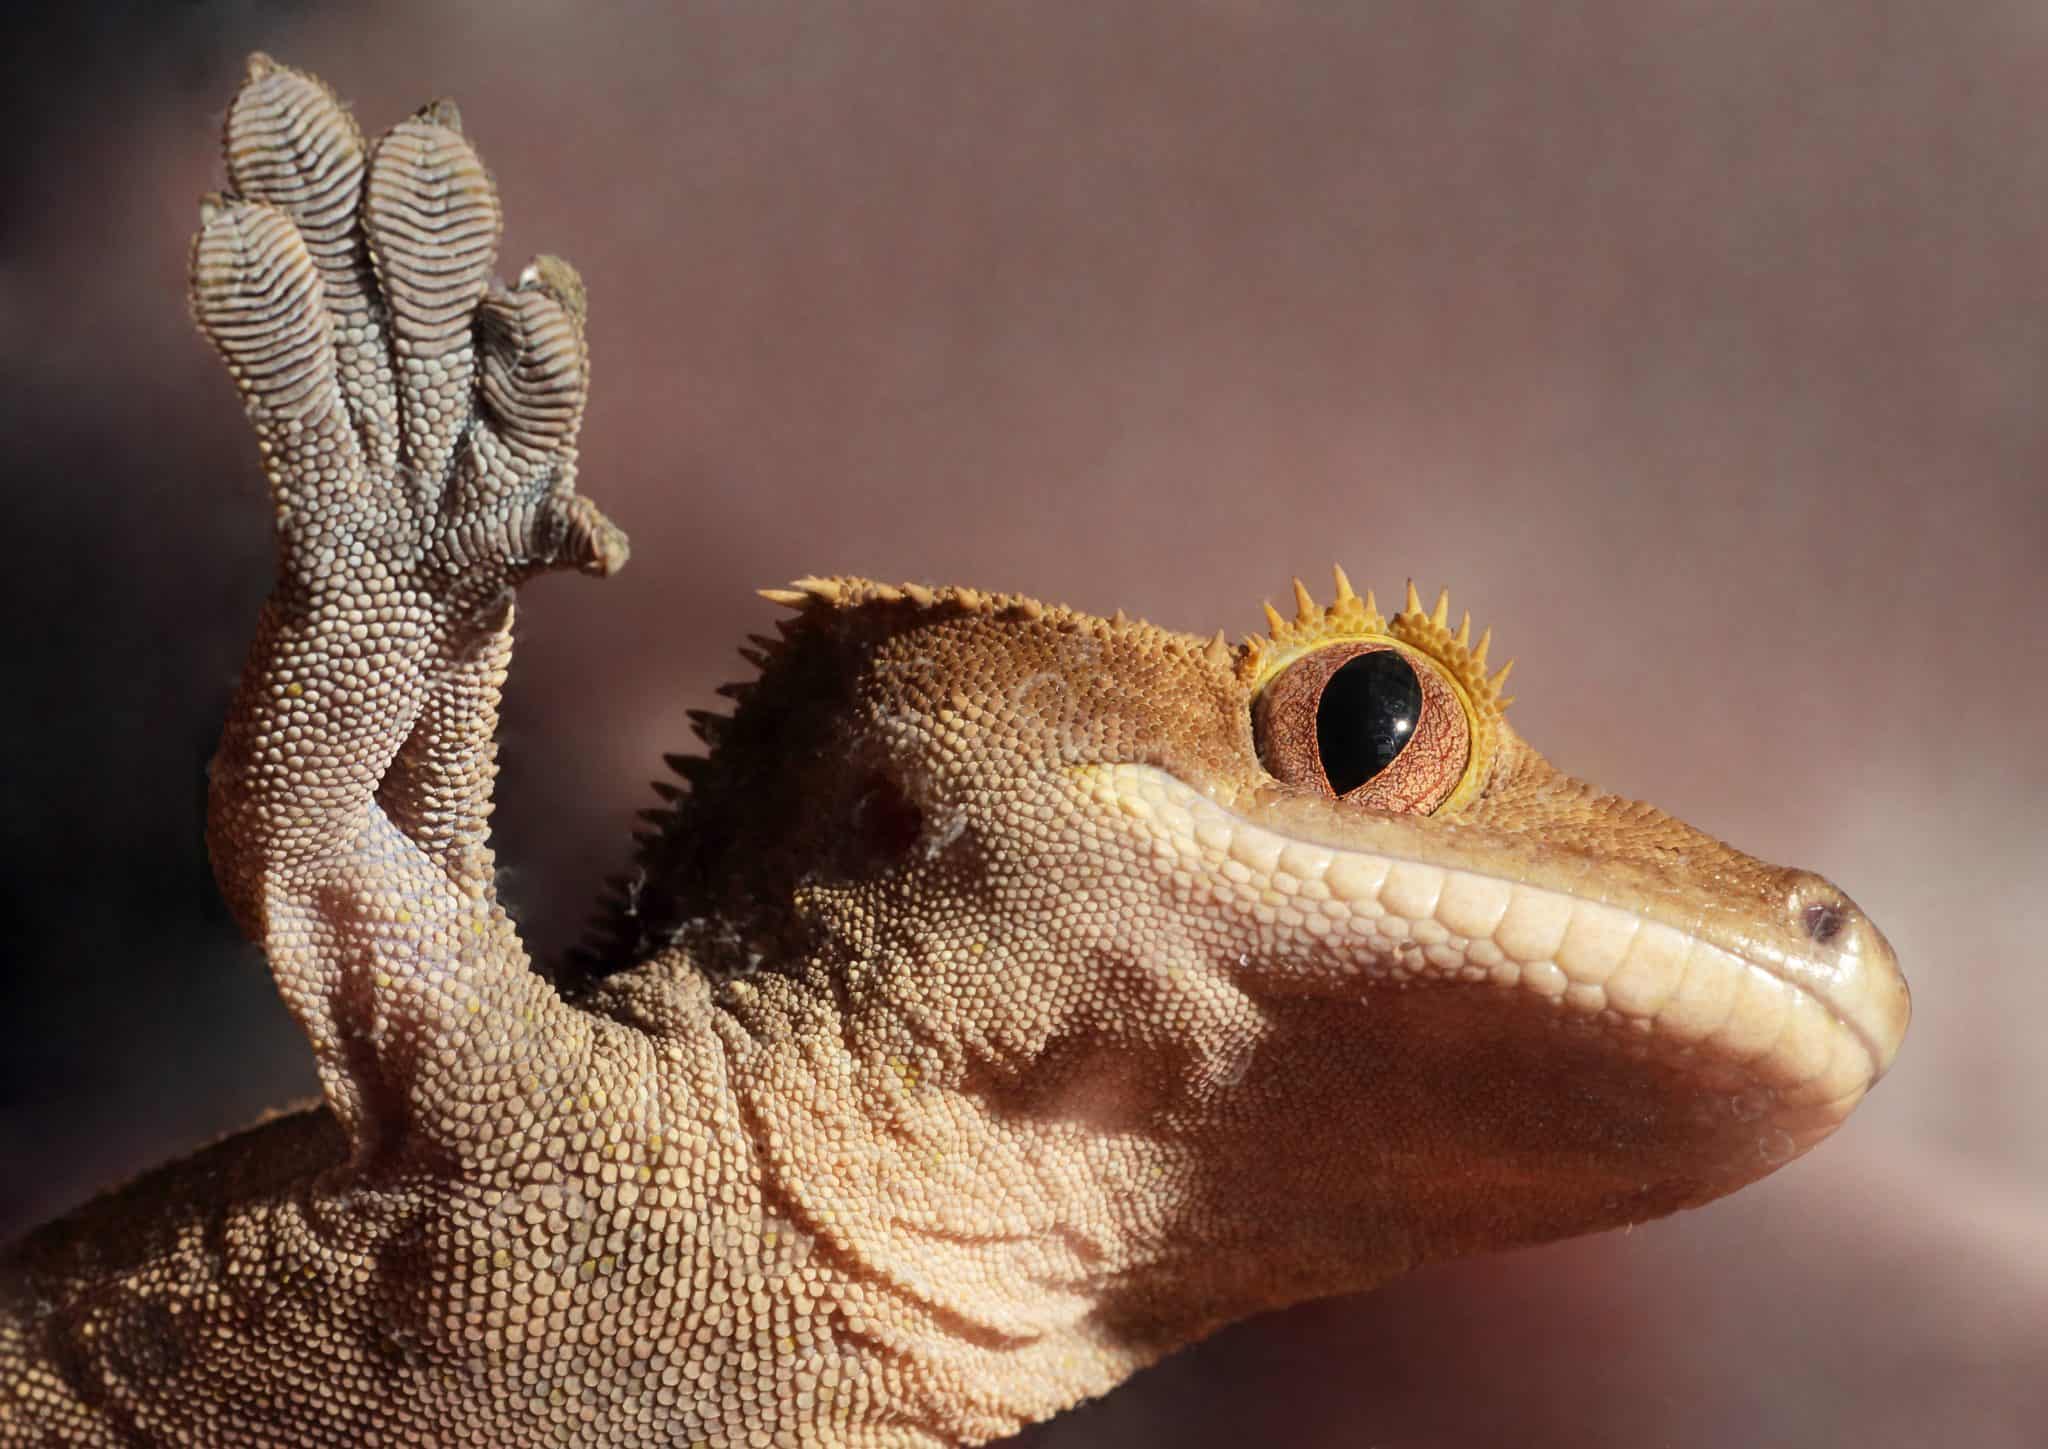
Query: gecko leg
[[192, 55, 626, 1158]]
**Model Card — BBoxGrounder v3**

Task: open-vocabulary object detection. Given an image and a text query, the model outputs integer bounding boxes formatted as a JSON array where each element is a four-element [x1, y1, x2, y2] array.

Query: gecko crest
[[568, 575, 1227, 981]]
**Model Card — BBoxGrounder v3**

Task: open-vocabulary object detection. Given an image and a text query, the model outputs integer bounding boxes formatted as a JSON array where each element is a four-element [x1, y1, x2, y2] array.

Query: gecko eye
[[1252, 643, 1471, 813]]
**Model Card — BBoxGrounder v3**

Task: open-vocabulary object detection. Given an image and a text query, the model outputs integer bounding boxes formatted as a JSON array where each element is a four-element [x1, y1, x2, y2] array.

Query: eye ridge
[[1237, 574, 1514, 815]]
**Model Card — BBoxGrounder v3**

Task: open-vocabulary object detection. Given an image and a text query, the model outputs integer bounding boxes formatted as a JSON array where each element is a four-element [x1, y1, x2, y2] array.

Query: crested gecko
[[0, 57, 1908, 1447]]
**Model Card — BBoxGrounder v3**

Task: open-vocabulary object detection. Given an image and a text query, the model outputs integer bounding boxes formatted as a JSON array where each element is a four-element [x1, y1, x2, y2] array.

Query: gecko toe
[[363, 111, 502, 482], [189, 198, 362, 513], [223, 53, 397, 469], [478, 265, 590, 458]]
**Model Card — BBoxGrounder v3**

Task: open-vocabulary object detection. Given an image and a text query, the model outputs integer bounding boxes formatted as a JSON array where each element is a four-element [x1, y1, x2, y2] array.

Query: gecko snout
[[1780, 872, 1910, 1084]]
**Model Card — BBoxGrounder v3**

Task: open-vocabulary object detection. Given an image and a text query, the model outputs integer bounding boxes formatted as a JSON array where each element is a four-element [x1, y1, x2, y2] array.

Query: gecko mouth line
[[1084, 763, 1908, 1118]]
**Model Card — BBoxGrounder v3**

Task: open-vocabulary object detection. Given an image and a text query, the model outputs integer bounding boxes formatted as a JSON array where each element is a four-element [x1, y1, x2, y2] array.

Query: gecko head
[[612, 572, 1908, 1288]]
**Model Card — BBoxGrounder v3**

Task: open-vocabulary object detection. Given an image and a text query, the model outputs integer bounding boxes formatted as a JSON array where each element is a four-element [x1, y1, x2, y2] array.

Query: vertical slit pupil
[[1316, 650, 1421, 794]]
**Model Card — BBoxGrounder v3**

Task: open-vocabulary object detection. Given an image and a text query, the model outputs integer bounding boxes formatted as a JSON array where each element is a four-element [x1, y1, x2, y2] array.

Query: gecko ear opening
[[851, 772, 925, 862]]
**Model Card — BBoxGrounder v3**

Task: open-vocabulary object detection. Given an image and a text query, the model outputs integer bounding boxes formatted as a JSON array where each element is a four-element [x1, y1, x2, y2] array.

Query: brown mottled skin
[[0, 59, 1908, 1448]]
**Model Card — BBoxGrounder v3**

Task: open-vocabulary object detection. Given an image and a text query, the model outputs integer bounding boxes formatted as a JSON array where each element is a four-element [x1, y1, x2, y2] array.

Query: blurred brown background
[[2, 2, 2041, 1444]]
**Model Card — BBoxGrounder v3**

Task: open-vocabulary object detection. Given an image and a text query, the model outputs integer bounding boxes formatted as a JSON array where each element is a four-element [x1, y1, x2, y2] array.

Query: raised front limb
[[194, 55, 628, 1155], [2, 59, 871, 1449]]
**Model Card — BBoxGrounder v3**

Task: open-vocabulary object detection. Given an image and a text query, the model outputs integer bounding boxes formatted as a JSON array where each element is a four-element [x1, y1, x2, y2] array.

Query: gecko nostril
[[1785, 870, 1856, 946], [1802, 900, 1846, 944]]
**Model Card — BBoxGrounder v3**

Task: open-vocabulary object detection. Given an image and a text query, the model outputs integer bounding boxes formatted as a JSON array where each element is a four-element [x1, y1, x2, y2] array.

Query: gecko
[[0, 56, 1909, 1447]]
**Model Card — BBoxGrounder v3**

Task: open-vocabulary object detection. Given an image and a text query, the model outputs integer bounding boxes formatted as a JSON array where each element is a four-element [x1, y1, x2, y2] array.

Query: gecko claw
[[416, 96, 465, 133], [520, 254, 589, 326]]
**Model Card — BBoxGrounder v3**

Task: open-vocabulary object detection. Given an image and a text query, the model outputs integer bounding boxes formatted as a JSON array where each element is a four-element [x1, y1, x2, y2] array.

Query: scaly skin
[[0, 58, 1908, 1447]]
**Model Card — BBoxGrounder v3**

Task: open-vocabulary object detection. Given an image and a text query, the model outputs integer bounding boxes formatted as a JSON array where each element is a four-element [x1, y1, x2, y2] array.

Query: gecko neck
[[673, 950, 1421, 1444]]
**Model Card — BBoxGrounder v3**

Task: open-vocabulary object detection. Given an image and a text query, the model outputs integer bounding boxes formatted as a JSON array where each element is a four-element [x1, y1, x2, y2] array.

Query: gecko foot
[[189, 55, 626, 627]]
